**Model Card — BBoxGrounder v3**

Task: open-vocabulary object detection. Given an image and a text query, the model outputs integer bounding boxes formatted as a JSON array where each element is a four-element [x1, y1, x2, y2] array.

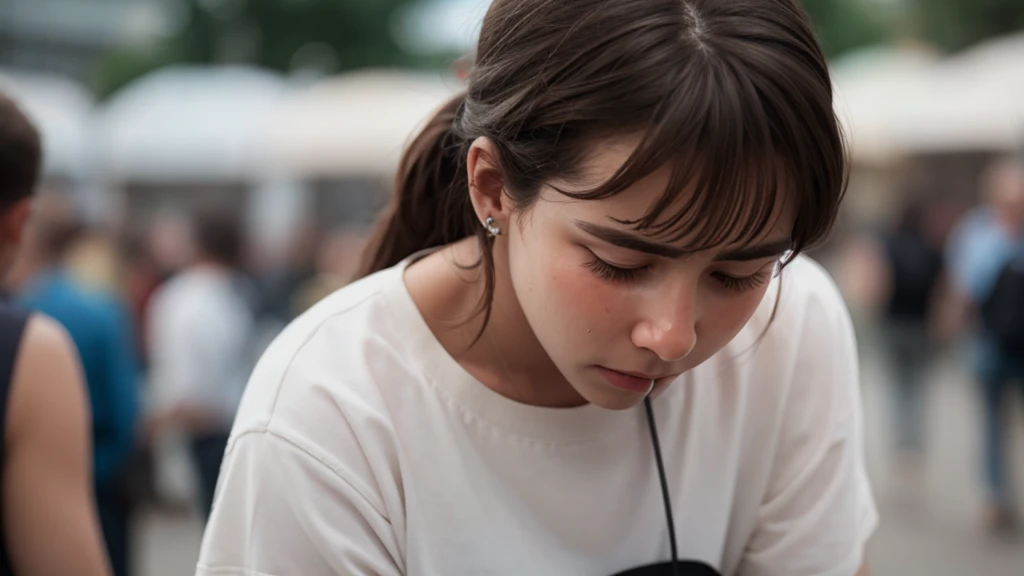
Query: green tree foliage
[[800, 0, 892, 60], [910, 0, 1024, 53], [99, 0, 1021, 99], [93, 0, 421, 99]]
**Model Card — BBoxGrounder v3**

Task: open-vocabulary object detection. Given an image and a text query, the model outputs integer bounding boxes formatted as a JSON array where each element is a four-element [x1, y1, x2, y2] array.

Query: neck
[[406, 238, 586, 408]]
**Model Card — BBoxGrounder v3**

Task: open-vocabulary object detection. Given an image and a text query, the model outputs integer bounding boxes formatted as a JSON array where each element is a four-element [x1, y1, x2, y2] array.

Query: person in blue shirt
[[15, 214, 139, 576], [947, 156, 1024, 533]]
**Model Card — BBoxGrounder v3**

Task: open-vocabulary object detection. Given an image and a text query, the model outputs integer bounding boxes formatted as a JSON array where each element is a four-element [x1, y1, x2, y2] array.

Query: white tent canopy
[[895, 32, 1024, 153], [98, 65, 290, 184], [0, 68, 95, 179], [833, 34, 1024, 159], [265, 70, 460, 178], [831, 46, 940, 163]]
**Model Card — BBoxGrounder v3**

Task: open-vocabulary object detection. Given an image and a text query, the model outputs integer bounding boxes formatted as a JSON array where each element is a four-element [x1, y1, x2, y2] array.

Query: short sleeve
[[196, 430, 404, 576], [739, 268, 878, 576]]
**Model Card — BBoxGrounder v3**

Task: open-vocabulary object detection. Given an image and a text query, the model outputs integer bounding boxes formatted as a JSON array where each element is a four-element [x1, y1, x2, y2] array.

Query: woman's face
[[503, 139, 793, 410]]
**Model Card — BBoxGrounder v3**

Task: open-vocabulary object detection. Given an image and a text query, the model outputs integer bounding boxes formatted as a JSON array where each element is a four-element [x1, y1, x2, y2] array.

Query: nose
[[630, 284, 698, 363]]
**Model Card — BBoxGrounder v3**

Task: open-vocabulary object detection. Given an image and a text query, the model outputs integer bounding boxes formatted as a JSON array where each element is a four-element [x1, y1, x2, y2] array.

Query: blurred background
[[2, 0, 1024, 574]]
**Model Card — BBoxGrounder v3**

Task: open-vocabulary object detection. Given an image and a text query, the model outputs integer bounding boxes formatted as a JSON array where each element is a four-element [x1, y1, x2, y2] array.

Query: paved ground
[[135, 340, 1024, 576], [860, 338, 1024, 575]]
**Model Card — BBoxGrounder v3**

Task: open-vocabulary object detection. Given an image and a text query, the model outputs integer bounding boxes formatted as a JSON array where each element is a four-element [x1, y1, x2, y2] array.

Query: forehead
[[541, 135, 796, 246]]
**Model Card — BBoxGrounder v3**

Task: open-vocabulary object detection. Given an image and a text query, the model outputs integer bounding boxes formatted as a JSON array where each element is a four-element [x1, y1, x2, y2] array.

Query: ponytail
[[359, 93, 475, 276]]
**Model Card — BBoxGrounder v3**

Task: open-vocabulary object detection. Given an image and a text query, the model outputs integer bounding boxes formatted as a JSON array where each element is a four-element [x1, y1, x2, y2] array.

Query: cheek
[[551, 264, 623, 329], [547, 254, 612, 321], [512, 241, 621, 338]]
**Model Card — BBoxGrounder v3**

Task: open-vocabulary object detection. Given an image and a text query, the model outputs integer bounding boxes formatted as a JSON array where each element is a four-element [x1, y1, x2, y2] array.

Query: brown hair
[[362, 0, 846, 326], [0, 92, 42, 208]]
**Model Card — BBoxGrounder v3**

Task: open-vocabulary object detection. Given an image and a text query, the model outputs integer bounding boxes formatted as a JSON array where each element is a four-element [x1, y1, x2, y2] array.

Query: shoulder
[[960, 207, 993, 230], [18, 314, 78, 363], [149, 272, 193, 307], [770, 255, 855, 369], [949, 208, 994, 247], [720, 258, 877, 573], [75, 289, 132, 337], [778, 255, 850, 327], [716, 255, 859, 428], [149, 272, 216, 320], [6, 315, 88, 444], [744, 255, 853, 356], [222, 268, 410, 510], [230, 266, 408, 438]]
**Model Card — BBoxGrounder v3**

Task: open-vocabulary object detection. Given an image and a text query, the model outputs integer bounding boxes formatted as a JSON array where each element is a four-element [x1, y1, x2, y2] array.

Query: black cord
[[644, 395, 679, 576]]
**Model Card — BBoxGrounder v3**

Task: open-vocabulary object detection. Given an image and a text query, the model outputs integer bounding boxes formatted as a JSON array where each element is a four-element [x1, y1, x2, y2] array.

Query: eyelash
[[711, 269, 772, 292], [584, 257, 649, 284], [584, 256, 773, 292]]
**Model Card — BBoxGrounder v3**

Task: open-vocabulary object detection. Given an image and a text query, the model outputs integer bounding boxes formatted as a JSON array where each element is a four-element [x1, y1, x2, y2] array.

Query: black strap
[[644, 395, 678, 575], [0, 303, 30, 576], [0, 305, 29, 444]]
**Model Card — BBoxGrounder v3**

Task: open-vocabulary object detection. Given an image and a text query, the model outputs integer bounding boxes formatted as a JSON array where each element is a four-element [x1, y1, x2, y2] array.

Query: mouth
[[595, 366, 679, 394]]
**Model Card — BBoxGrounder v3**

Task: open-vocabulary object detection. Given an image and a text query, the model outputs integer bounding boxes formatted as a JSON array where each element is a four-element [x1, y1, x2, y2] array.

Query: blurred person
[[255, 222, 321, 324], [120, 231, 162, 371], [248, 223, 322, 362], [877, 199, 945, 482], [14, 211, 139, 576], [946, 156, 1024, 533], [146, 211, 255, 521], [147, 210, 194, 280], [0, 92, 111, 574], [291, 226, 367, 314], [65, 229, 122, 294], [198, 2, 875, 575]]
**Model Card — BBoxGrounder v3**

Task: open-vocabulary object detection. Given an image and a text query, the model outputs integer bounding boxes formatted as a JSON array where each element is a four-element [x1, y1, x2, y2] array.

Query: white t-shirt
[[197, 255, 877, 576]]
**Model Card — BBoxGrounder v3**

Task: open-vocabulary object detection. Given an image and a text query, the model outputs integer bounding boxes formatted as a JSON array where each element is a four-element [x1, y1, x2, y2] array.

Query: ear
[[0, 198, 32, 245], [466, 137, 511, 233]]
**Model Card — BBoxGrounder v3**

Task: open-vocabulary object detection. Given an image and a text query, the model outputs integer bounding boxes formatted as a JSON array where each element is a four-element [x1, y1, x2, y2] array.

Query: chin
[[578, 386, 647, 411]]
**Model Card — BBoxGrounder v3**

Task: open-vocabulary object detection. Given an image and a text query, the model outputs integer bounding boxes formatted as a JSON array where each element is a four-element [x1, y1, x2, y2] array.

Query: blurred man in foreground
[[947, 156, 1024, 532], [0, 92, 111, 574]]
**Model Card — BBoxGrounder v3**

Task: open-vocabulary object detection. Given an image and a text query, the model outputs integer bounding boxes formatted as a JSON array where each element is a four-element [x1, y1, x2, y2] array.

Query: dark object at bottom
[[96, 479, 132, 576], [981, 255, 1024, 357], [613, 560, 722, 575], [190, 432, 230, 520]]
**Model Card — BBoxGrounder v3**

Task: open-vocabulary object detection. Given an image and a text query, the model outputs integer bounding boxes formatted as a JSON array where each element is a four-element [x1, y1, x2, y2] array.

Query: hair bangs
[[559, 50, 819, 256]]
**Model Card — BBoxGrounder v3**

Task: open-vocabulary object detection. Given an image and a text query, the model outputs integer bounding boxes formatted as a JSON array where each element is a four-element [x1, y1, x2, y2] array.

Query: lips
[[616, 369, 670, 381], [595, 366, 672, 393]]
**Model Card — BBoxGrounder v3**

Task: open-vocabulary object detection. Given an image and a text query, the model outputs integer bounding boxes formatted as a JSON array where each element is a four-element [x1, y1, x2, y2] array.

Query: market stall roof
[[98, 65, 290, 183], [264, 70, 460, 178]]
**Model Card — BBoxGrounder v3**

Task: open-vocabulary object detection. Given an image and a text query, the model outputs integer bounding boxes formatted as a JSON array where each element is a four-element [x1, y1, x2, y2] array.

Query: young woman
[[198, 1, 877, 574]]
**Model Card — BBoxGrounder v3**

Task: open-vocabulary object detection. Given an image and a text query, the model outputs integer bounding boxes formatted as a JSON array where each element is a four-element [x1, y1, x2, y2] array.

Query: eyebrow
[[574, 220, 791, 262]]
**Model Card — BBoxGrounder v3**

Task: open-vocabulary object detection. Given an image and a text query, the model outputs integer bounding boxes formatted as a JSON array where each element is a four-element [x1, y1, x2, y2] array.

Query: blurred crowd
[[1, 184, 368, 575], [843, 155, 1024, 534]]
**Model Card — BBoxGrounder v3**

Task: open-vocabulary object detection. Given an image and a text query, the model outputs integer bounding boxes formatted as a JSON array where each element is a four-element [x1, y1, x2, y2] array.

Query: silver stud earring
[[484, 216, 501, 237]]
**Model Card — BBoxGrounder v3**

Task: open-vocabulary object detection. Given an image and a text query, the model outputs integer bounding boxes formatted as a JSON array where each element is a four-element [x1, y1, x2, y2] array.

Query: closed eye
[[711, 269, 772, 292], [584, 256, 650, 284]]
